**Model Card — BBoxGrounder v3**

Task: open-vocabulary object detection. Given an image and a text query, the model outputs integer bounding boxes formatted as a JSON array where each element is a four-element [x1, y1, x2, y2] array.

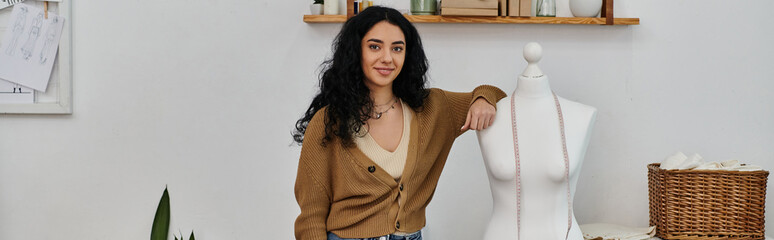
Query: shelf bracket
[[601, 0, 614, 25]]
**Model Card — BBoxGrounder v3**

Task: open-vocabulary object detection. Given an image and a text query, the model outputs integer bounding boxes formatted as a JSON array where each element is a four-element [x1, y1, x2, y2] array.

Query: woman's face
[[360, 21, 406, 92]]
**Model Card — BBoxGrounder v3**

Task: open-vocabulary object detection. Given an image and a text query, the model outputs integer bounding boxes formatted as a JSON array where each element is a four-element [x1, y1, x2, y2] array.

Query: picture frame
[[0, 0, 72, 114]]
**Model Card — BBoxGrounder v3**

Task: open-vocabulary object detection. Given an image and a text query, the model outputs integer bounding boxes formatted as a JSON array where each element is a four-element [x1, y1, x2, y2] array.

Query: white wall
[[0, 0, 772, 239]]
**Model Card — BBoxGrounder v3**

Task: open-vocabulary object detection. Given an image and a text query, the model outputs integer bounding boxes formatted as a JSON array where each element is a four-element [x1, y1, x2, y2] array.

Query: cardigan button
[[399, 183, 404, 191], [368, 166, 376, 173], [396, 221, 400, 229]]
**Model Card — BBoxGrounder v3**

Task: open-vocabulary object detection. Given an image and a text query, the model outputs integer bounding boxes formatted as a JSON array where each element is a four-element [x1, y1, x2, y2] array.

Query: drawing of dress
[[4, 6, 28, 56], [21, 12, 44, 61], [39, 17, 60, 65]]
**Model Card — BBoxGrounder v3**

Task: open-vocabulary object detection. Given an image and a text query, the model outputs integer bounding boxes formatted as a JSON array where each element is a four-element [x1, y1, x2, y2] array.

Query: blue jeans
[[326, 230, 422, 240]]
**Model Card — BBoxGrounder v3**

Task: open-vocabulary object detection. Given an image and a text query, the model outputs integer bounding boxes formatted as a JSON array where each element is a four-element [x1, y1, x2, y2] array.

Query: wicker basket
[[648, 163, 769, 240]]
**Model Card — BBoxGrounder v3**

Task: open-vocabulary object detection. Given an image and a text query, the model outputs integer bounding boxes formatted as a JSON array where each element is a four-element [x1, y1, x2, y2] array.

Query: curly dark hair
[[293, 6, 429, 147]]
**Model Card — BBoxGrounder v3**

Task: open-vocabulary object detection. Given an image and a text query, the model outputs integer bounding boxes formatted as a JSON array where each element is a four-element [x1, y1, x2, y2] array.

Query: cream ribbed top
[[354, 100, 412, 180]]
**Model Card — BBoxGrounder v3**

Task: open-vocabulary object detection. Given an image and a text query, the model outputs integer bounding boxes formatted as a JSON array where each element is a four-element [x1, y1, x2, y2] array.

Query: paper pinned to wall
[[2, 0, 59, 10], [0, 79, 34, 103], [0, 3, 65, 92], [0, 0, 27, 10]]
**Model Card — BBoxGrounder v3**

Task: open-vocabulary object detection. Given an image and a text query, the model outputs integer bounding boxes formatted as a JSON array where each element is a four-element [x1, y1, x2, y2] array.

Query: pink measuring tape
[[510, 92, 572, 239]]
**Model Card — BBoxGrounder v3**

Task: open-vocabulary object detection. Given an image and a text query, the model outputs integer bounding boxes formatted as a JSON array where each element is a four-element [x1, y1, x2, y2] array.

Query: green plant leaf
[[190, 231, 195, 240], [150, 187, 171, 240]]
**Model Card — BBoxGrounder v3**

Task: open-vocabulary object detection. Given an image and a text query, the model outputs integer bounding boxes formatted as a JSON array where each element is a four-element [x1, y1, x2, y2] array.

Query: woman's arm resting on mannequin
[[441, 85, 507, 137]]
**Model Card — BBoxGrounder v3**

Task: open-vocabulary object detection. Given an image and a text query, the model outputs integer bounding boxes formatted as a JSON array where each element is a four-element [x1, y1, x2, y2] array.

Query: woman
[[293, 6, 506, 240]]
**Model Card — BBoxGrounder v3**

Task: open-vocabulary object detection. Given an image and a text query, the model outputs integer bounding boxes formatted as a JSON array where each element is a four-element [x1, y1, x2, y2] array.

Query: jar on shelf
[[536, 0, 555, 17], [324, 0, 339, 15], [411, 0, 437, 15]]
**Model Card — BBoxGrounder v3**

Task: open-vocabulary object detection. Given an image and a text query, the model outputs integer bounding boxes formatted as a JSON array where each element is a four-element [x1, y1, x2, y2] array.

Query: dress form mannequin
[[477, 42, 597, 240]]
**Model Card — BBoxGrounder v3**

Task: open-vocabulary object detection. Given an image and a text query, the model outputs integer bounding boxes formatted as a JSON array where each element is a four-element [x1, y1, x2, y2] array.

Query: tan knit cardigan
[[294, 85, 506, 240]]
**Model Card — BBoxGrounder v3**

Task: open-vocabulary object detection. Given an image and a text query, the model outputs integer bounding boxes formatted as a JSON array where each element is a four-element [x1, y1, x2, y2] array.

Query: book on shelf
[[508, 0, 518, 16], [519, 0, 531, 16], [499, 0, 507, 16], [508, 0, 531, 16]]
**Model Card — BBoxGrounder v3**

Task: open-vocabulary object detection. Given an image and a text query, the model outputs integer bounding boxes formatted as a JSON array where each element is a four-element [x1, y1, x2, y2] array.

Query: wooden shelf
[[303, 15, 639, 25]]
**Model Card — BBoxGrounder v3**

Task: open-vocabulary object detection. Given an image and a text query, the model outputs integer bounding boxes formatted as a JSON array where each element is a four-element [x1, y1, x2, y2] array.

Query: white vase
[[324, 0, 339, 15], [310, 4, 323, 15], [569, 0, 601, 17]]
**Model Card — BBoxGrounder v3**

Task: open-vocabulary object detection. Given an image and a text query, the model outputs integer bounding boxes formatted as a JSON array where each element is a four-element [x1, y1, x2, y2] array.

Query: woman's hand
[[461, 97, 496, 131]]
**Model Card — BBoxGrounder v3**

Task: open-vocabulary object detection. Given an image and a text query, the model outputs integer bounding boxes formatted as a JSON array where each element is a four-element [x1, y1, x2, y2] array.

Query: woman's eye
[[369, 45, 380, 50], [393, 47, 404, 52]]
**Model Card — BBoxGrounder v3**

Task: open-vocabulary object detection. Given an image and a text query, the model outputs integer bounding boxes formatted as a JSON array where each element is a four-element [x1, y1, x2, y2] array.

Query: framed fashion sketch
[[0, 0, 72, 114]]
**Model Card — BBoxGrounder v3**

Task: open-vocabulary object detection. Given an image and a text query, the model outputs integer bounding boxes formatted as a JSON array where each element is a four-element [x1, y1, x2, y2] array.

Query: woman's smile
[[375, 67, 394, 76]]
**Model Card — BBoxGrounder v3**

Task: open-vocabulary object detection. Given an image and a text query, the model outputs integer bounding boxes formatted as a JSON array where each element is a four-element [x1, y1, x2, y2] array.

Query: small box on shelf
[[441, 0, 498, 9], [441, 0, 498, 16], [441, 8, 498, 16]]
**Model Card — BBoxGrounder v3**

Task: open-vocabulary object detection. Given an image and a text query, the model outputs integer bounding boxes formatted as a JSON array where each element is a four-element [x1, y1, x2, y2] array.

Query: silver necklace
[[373, 98, 397, 119]]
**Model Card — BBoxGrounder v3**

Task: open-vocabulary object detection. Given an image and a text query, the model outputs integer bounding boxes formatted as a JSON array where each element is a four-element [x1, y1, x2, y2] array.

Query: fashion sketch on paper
[[39, 16, 61, 65], [5, 5, 28, 56], [21, 12, 44, 61]]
